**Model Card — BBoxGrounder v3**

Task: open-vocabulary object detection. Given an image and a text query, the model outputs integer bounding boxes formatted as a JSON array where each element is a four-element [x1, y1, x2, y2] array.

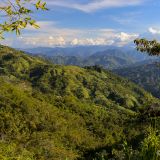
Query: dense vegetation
[[0, 0, 47, 38], [114, 62, 160, 98], [0, 45, 160, 159]]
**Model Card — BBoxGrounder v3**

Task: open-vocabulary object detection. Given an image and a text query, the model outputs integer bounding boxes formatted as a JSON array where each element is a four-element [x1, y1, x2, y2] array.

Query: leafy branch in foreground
[[134, 38, 160, 56], [0, 0, 47, 38]]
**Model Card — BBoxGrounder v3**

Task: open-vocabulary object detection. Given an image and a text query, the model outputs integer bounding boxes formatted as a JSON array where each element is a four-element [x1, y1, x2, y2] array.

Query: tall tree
[[0, 0, 47, 38]]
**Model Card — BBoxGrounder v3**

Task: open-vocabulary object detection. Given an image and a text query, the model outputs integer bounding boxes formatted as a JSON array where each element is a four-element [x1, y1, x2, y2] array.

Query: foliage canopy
[[0, 0, 47, 38], [134, 38, 160, 56]]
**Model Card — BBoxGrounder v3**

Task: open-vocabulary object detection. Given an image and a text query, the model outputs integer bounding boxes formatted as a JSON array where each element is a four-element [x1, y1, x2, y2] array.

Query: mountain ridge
[[25, 46, 155, 70]]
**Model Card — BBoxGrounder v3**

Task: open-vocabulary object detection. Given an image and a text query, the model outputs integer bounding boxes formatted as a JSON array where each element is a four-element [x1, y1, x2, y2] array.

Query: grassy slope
[[0, 45, 159, 159]]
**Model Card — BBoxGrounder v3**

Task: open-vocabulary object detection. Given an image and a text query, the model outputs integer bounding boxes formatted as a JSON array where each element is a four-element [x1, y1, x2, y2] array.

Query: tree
[[134, 38, 160, 56], [0, 0, 47, 38]]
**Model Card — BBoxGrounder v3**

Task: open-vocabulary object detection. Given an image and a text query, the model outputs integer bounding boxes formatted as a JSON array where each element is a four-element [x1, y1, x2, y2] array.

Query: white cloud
[[16, 35, 66, 47], [148, 27, 160, 34], [71, 38, 79, 45], [114, 32, 139, 46], [46, 0, 145, 12], [117, 32, 138, 41], [71, 38, 115, 46]]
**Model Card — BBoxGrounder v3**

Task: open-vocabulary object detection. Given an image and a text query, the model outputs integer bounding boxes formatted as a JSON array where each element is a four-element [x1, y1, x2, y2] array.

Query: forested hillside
[[0, 45, 160, 159], [114, 62, 160, 98]]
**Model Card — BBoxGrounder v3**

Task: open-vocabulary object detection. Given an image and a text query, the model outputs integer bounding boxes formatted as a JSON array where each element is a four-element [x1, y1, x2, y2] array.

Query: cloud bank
[[2, 21, 139, 48]]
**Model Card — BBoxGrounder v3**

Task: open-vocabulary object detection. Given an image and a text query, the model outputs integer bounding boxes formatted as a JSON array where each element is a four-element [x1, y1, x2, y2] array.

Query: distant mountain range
[[23, 46, 155, 69], [23, 45, 113, 57]]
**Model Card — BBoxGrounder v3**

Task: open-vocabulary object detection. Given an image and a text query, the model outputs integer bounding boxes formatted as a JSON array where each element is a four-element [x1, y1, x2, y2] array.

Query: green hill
[[0, 45, 159, 159], [114, 62, 160, 98]]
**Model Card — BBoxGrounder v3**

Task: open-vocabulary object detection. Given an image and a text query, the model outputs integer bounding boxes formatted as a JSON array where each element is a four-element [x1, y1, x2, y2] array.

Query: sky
[[2, 0, 160, 48]]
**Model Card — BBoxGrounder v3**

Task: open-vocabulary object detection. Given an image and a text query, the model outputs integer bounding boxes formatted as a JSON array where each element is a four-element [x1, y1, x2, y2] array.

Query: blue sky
[[2, 0, 160, 48]]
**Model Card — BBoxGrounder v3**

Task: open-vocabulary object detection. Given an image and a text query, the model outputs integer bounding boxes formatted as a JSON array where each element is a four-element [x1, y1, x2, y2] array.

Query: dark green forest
[[0, 45, 160, 159], [114, 62, 160, 98]]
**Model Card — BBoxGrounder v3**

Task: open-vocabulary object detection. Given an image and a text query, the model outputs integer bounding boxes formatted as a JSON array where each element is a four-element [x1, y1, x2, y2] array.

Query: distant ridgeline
[[24, 46, 153, 70], [0, 44, 160, 159]]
